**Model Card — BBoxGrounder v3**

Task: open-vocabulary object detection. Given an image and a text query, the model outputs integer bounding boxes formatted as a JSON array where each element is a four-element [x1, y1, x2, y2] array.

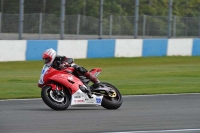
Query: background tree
[[0, 0, 200, 17]]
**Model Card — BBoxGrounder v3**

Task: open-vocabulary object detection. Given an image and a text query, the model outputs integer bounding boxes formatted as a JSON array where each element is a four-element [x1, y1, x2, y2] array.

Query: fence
[[0, 13, 200, 40]]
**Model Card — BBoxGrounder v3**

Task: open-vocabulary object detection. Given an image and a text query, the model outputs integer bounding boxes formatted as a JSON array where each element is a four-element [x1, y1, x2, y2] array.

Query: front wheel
[[100, 82, 123, 109], [41, 85, 70, 110]]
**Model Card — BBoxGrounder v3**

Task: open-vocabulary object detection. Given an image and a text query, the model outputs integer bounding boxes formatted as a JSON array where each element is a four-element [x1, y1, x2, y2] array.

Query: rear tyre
[[41, 85, 70, 110], [100, 82, 123, 109]]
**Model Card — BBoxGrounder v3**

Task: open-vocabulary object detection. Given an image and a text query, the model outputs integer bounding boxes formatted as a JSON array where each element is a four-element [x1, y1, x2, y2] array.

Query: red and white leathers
[[61, 61, 100, 84], [38, 48, 99, 88], [52, 55, 99, 84]]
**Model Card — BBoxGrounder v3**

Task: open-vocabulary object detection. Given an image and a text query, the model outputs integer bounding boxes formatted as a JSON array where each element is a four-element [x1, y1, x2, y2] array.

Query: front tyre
[[41, 85, 70, 110], [101, 82, 123, 109]]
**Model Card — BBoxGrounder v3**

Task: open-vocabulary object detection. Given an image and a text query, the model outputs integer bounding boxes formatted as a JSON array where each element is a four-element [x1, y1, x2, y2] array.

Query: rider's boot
[[84, 84, 93, 98], [83, 72, 100, 97], [79, 84, 93, 98], [84, 72, 100, 84]]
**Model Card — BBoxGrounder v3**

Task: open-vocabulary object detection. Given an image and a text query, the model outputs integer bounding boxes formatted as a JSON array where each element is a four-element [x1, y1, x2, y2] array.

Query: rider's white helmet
[[42, 48, 56, 66]]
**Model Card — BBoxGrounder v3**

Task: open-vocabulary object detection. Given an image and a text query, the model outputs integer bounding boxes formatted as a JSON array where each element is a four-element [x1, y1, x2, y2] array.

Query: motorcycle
[[38, 64, 123, 110]]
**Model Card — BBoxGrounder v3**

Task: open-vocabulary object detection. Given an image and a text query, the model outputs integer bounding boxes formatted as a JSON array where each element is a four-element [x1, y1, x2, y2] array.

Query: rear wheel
[[100, 82, 123, 109], [41, 85, 70, 110]]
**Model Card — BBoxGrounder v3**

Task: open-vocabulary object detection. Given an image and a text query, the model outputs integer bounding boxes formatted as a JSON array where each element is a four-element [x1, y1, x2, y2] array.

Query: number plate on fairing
[[71, 90, 103, 106], [38, 65, 50, 84]]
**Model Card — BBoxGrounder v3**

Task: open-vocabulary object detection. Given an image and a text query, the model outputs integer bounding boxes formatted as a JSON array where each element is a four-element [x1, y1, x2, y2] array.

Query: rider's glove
[[59, 62, 71, 69]]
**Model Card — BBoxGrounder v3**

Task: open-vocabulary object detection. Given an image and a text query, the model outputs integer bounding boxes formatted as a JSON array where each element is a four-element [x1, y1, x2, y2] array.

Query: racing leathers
[[49, 55, 99, 98]]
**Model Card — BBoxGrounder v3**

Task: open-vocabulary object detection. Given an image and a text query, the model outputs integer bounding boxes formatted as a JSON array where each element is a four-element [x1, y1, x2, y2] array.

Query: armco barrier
[[192, 39, 200, 56], [87, 40, 115, 58], [26, 40, 58, 60], [0, 40, 27, 61], [57, 40, 88, 59], [167, 39, 193, 56], [0, 39, 200, 62], [142, 39, 168, 57]]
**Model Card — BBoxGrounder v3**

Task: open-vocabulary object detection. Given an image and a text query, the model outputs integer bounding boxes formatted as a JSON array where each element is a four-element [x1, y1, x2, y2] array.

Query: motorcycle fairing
[[48, 74, 84, 94], [39, 65, 85, 94], [71, 89, 103, 106]]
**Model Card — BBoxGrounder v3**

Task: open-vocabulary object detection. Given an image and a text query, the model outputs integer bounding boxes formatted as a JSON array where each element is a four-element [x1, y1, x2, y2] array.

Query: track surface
[[0, 94, 199, 133]]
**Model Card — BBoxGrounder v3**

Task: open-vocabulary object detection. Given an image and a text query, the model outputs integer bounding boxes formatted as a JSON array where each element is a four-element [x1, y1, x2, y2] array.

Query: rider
[[38, 48, 100, 98]]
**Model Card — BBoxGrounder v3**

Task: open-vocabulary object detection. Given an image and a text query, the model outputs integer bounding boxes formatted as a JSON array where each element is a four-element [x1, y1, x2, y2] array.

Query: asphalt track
[[0, 94, 200, 133]]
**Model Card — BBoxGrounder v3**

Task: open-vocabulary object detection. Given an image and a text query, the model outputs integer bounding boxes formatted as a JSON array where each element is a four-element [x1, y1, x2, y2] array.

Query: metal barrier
[[0, 13, 200, 40]]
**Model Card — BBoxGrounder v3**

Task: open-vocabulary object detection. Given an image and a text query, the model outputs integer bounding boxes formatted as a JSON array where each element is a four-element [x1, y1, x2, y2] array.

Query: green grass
[[0, 56, 200, 99]]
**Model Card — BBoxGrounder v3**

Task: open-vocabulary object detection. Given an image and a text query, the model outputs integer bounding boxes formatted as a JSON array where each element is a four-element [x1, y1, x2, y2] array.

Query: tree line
[[0, 0, 200, 17]]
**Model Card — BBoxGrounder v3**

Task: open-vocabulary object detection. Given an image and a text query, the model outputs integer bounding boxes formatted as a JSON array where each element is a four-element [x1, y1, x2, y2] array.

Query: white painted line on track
[[0, 93, 200, 102], [123, 93, 200, 97], [103, 128, 200, 133], [0, 98, 42, 102]]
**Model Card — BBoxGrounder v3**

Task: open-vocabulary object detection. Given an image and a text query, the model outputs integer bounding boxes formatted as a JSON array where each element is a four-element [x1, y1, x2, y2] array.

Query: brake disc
[[50, 90, 64, 102]]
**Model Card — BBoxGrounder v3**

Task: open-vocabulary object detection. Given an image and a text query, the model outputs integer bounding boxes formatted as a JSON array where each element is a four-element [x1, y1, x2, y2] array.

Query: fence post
[[119, 16, 121, 35], [19, 0, 24, 40], [1, 0, 3, 13], [76, 14, 80, 39], [168, 0, 173, 38], [60, 0, 65, 40], [39, 13, 43, 40], [109, 15, 113, 38], [134, 0, 139, 39], [99, 0, 103, 39], [199, 16, 200, 38], [0, 12, 1, 33], [142, 15, 146, 38], [173, 15, 176, 37]]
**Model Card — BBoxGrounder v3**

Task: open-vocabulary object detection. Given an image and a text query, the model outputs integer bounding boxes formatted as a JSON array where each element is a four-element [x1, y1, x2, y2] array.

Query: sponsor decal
[[74, 96, 81, 98], [96, 98, 101, 103], [68, 76, 73, 81], [86, 101, 95, 103], [42, 69, 45, 74], [74, 100, 85, 103]]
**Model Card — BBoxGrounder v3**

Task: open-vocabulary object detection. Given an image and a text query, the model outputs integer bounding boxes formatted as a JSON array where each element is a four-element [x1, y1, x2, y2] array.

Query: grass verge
[[0, 56, 200, 99]]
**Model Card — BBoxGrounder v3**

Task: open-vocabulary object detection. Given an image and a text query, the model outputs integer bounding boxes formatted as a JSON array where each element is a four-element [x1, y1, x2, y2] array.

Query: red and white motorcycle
[[38, 65, 123, 110]]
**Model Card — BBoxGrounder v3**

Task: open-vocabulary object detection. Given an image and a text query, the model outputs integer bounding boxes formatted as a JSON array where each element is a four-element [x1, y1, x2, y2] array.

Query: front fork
[[46, 83, 64, 97]]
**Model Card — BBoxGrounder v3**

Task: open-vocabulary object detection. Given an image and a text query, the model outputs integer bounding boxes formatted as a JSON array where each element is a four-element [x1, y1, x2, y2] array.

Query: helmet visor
[[43, 57, 51, 64]]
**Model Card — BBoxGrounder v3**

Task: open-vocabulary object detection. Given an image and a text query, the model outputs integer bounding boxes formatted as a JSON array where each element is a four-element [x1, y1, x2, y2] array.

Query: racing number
[[96, 98, 101, 103]]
